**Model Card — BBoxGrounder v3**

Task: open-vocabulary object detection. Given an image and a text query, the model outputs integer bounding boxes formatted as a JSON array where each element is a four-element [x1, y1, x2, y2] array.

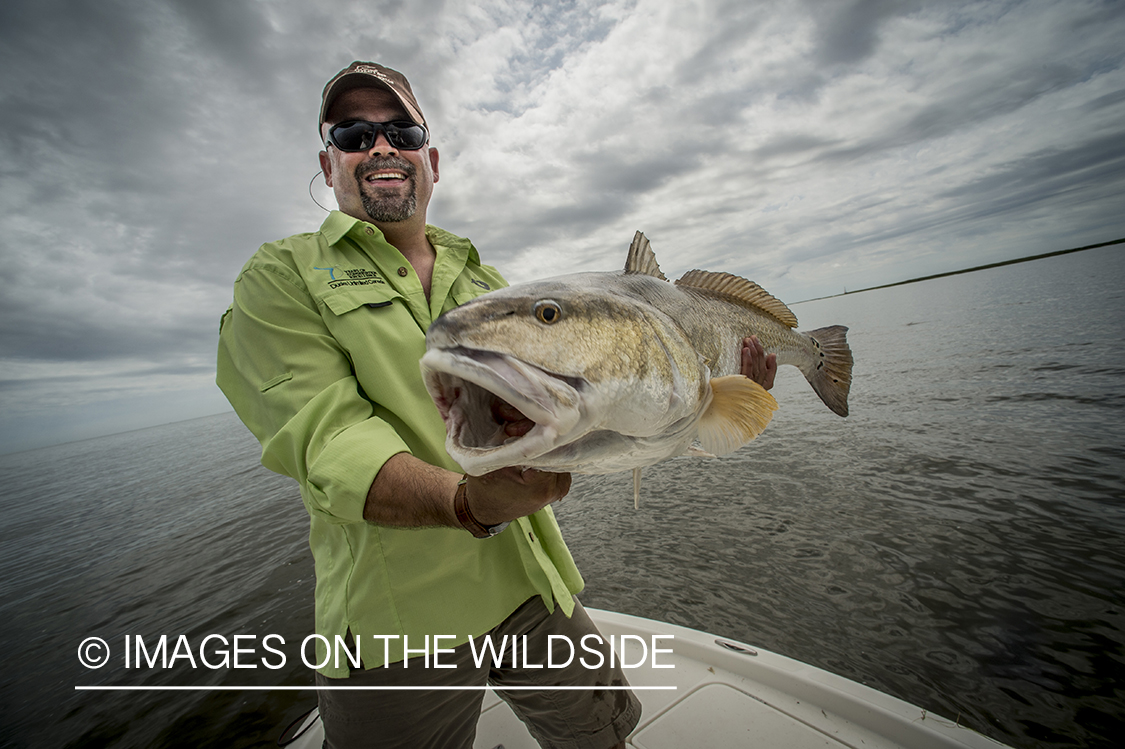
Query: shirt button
[[397, 267, 409, 277], [365, 227, 374, 235]]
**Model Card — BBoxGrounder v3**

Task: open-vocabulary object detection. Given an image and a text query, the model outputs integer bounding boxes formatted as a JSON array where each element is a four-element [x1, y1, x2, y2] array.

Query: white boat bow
[[279, 608, 1010, 748]]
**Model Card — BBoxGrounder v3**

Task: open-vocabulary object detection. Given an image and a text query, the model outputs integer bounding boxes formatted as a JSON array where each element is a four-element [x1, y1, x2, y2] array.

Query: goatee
[[355, 156, 418, 223]]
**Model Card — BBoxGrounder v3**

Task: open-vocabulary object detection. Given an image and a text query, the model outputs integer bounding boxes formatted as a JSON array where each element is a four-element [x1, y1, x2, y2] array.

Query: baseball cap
[[319, 62, 426, 133]]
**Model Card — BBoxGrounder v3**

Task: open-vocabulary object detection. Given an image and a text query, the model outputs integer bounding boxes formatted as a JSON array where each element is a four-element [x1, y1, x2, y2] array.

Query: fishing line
[[309, 170, 330, 212]]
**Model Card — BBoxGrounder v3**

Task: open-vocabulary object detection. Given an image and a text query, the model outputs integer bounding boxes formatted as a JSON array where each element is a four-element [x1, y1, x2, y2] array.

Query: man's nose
[[366, 130, 398, 155]]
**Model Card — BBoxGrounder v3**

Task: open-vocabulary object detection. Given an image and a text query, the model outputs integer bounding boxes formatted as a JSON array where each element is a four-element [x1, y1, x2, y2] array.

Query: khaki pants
[[315, 598, 642, 749]]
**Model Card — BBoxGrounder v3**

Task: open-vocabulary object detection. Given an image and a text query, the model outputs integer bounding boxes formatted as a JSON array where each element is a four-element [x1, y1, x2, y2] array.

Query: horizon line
[[794, 236, 1125, 304]]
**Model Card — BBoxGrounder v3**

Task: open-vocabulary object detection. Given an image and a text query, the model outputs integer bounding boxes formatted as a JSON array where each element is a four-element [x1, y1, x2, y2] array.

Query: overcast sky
[[1, 0, 1123, 454]]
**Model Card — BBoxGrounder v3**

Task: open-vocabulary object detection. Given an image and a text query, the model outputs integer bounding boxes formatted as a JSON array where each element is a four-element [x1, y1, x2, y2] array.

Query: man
[[217, 62, 776, 749]]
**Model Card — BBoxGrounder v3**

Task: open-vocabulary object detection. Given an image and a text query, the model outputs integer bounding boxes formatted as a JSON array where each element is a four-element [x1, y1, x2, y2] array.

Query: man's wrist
[[453, 475, 509, 538]]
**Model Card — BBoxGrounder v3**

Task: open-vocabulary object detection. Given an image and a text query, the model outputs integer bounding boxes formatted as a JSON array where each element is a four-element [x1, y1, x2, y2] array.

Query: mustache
[[355, 156, 416, 182]]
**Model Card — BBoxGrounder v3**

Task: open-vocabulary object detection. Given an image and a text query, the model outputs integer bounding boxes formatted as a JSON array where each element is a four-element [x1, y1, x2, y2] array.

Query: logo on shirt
[[315, 266, 387, 288], [471, 279, 491, 291]]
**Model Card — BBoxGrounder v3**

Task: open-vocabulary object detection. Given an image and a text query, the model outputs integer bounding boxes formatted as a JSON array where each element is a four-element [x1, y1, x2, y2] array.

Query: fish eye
[[534, 300, 562, 324]]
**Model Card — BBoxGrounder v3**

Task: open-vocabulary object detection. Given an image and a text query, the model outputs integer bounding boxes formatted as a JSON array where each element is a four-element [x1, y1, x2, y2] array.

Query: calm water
[[1, 246, 1122, 748]]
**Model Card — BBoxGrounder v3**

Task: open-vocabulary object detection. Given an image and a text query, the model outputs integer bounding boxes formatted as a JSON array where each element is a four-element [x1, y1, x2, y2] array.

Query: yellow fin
[[624, 231, 668, 281], [676, 270, 798, 328], [698, 376, 779, 456], [632, 467, 642, 510]]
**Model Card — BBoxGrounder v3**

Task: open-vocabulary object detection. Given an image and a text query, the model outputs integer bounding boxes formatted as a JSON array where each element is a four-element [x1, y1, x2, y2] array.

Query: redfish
[[422, 232, 852, 484]]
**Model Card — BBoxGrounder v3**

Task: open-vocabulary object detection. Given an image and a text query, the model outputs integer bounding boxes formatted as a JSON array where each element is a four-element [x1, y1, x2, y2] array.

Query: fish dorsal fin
[[676, 270, 799, 328], [698, 375, 779, 456], [624, 231, 668, 281]]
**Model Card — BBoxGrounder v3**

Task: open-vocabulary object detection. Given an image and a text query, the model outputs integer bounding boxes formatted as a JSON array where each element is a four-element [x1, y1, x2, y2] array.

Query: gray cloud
[[938, 132, 1125, 205], [813, 0, 913, 66]]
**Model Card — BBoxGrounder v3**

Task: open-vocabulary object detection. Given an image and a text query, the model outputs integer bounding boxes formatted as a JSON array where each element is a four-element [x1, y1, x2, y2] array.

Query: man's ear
[[319, 150, 334, 187], [428, 147, 439, 184]]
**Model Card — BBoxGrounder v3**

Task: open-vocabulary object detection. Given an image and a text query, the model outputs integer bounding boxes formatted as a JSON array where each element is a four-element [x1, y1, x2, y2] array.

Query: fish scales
[[623, 276, 817, 377]]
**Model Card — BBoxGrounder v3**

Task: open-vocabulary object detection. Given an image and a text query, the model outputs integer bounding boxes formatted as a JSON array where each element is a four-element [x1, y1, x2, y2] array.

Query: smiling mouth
[[365, 171, 408, 183], [356, 155, 415, 187]]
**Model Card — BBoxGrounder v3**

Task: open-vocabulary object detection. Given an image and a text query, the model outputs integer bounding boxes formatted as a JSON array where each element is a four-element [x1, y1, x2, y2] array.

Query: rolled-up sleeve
[[217, 262, 409, 525]]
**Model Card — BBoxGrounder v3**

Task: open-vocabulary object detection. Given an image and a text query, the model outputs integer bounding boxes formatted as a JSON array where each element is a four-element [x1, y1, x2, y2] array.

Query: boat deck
[[476, 609, 1005, 749]]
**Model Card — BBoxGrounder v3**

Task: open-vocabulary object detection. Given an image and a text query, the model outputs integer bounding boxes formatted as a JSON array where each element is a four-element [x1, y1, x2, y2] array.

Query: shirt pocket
[[316, 284, 427, 389], [319, 284, 405, 317]]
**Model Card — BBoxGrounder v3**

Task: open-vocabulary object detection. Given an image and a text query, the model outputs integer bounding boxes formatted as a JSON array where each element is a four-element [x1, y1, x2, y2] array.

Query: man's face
[[319, 87, 439, 226]]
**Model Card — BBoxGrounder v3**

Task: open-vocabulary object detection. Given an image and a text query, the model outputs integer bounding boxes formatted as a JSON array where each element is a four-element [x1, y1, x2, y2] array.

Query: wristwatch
[[454, 475, 510, 539]]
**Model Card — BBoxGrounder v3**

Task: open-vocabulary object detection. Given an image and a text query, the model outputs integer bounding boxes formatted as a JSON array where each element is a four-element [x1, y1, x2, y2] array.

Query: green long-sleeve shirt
[[216, 211, 583, 675]]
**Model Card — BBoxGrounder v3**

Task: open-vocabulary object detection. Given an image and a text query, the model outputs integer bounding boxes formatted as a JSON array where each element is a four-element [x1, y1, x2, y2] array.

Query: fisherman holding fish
[[217, 62, 778, 749]]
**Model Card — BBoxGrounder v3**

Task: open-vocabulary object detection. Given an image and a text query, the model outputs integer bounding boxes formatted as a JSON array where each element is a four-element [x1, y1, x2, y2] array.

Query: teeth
[[367, 172, 406, 181]]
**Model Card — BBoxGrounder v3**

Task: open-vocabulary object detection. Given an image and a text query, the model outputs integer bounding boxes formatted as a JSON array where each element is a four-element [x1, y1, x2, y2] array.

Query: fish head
[[421, 273, 704, 475]]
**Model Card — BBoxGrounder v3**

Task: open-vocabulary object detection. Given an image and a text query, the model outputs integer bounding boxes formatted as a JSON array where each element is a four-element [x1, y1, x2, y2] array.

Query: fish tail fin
[[698, 375, 779, 456], [803, 325, 852, 417]]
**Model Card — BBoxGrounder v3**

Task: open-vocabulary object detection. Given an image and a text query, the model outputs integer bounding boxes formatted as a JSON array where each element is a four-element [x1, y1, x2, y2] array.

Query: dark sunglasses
[[325, 120, 429, 152]]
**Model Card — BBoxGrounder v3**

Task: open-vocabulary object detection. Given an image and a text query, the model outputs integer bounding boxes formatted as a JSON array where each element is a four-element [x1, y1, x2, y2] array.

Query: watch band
[[454, 475, 509, 538]]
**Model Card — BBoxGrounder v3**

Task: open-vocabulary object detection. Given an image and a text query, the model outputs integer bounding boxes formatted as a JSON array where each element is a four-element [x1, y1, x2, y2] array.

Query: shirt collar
[[318, 210, 363, 246], [318, 210, 481, 265]]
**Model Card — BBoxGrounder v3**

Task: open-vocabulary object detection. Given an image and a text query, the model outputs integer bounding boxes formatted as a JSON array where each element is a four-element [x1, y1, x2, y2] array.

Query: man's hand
[[363, 452, 570, 530], [740, 335, 777, 390], [465, 467, 571, 526]]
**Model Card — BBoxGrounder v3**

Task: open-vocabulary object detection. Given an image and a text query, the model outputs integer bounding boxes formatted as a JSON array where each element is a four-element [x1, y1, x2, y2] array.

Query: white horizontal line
[[75, 685, 676, 691]]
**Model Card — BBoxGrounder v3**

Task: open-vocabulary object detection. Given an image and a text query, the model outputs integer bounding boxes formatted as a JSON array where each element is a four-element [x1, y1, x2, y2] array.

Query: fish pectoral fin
[[684, 443, 717, 458], [698, 376, 779, 456]]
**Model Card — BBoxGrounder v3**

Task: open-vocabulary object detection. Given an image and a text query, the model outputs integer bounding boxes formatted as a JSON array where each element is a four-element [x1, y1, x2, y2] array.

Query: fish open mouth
[[420, 347, 585, 474]]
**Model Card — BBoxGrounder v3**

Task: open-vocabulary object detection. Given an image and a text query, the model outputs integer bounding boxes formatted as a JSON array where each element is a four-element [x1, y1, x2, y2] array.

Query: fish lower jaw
[[448, 423, 565, 477]]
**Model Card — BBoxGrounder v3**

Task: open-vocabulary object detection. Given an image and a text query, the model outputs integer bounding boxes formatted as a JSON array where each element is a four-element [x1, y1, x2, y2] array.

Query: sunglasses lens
[[330, 122, 373, 150], [387, 123, 428, 150], [329, 121, 427, 151]]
